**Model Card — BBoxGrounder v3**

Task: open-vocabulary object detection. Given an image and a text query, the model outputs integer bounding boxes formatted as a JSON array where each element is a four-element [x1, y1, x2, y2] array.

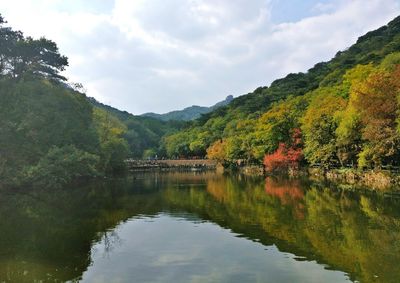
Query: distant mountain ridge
[[141, 95, 234, 121]]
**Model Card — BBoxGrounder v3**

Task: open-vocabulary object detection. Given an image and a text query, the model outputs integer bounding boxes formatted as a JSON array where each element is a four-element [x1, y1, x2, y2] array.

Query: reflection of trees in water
[[91, 230, 122, 259], [1, 173, 400, 283], [264, 177, 305, 219], [167, 174, 400, 283], [206, 178, 229, 202], [264, 177, 304, 203], [0, 177, 163, 282]]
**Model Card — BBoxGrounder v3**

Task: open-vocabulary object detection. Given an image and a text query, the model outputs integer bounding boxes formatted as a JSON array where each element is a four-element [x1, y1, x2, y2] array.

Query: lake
[[0, 172, 399, 282]]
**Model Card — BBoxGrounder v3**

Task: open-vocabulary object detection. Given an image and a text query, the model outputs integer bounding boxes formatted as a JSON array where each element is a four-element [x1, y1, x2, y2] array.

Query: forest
[[160, 16, 400, 171], [0, 14, 181, 188], [1, 14, 400, 189]]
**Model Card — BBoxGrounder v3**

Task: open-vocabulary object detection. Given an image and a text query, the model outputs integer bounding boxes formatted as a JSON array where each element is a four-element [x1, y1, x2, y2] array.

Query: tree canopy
[[160, 15, 400, 171], [0, 15, 68, 81]]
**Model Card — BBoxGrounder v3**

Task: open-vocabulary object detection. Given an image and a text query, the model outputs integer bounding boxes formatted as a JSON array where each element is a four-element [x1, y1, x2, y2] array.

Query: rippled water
[[0, 172, 399, 282]]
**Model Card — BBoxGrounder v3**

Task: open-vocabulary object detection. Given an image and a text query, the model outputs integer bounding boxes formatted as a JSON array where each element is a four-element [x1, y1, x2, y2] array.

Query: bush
[[23, 145, 100, 188], [263, 129, 303, 172]]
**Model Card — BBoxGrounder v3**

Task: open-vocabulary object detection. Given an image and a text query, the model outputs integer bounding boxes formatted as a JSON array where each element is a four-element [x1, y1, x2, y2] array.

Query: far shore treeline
[[1, 14, 400, 188]]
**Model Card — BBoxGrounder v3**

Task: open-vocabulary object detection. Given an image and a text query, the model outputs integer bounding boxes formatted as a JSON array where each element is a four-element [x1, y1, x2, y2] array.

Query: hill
[[2, 13, 400, 189], [142, 95, 234, 121], [0, 14, 181, 189], [161, 15, 400, 169], [88, 98, 185, 157]]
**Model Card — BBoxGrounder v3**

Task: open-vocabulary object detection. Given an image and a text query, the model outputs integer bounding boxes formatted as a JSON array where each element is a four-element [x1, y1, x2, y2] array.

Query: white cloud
[[0, 0, 399, 114]]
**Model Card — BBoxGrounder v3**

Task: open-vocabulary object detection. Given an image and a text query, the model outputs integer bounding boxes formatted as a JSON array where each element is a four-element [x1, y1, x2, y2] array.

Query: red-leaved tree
[[263, 129, 303, 172]]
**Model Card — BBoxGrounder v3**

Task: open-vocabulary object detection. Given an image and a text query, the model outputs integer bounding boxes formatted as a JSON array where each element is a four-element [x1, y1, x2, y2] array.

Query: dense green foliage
[[0, 14, 187, 188], [2, 14, 400, 188], [0, 15, 68, 81], [162, 16, 400, 170], [0, 77, 102, 187], [22, 145, 100, 188], [89, 98, 185, 158], [0, 16, 105, 188], [0, 15, 178, 188], [92, 108, 130, 173]]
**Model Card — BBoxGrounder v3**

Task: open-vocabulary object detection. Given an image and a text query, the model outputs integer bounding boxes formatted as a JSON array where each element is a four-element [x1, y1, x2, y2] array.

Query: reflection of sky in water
[[81, 213, 351, 283]]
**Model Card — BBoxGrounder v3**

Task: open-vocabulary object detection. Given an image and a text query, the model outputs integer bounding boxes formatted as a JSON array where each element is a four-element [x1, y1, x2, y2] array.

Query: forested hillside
[[2, 13, 400, 189], [161, 15, 400, 170], [142, 95, 234, 121], [0, 14, 180, 188], [88, 98, 184, 158], [0, 15, 133, 188]]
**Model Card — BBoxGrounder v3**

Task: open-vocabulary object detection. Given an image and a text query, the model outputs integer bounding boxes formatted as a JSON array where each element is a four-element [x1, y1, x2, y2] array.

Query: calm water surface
[[0, 172, 399, 282]]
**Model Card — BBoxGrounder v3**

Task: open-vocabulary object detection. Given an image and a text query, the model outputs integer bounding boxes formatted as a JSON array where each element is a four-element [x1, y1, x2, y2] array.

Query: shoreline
[[307, 167, 400, 192], [230, 164, 400, 192], [126, 159, 400, 191]]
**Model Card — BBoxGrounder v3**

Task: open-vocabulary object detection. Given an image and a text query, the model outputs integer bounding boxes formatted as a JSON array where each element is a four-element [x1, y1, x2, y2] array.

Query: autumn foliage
[[206, 139, 227, 162], [352, 65, 400, 167], [264, 177, 305, 219], [263, 129, 303, 172]]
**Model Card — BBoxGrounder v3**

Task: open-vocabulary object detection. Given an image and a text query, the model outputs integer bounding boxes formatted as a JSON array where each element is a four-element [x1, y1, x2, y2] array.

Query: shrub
[[23, 145, 100, 188], [263, 129, 303, 172]]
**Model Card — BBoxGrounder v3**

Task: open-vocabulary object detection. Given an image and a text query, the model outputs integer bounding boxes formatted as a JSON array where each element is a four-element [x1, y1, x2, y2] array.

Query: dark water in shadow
[[0, 172, 399, 282]]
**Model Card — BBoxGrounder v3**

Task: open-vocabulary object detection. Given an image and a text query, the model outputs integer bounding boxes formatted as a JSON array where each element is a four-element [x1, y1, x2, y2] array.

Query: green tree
[[93, 108, 129, 173], [0, 78, 99, 186], [253, 96, 308, 161], [0, 14, 68, 80], [301, 88, 346, 167], [335, 64, 376, 165], [23, 145, 99, 188]]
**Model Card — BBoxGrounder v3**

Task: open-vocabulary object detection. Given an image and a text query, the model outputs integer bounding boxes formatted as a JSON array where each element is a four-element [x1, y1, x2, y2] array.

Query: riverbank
[[308, 167, 400, 191], [125, 160, 400, 191], [233, 164, 400, 191]]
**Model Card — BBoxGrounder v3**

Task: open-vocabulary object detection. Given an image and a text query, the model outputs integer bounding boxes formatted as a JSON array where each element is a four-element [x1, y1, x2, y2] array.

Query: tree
[[352, 66, 400, 167], [0, 14, 68, 80], [380, 52, 400, 71], [206, 140, 227, 163], [15, 37, 69, 80], [162, 131, 192, 158], [0, 78, 100, 186], [263, 129, 303, 172], [335, 64, 376, 166], [301, 88, 346, 167], [93, 108, 129, 173], [0, 15, 23, 75], [254, 96, 308, 161], [23, 145, 99, 188]]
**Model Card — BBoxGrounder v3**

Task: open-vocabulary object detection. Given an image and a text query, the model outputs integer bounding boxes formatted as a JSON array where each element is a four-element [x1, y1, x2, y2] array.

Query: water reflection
[[82, 213, 350, 283], [0, 172, 399, 282]]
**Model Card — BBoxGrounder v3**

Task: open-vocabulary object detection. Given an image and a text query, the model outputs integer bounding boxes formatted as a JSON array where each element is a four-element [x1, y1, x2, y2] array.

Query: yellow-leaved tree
[[93, 108, 129, 173]]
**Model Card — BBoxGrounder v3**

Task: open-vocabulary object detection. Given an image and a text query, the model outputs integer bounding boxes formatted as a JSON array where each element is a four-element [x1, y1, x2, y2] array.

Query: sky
[[1, 0, 400, 114]]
